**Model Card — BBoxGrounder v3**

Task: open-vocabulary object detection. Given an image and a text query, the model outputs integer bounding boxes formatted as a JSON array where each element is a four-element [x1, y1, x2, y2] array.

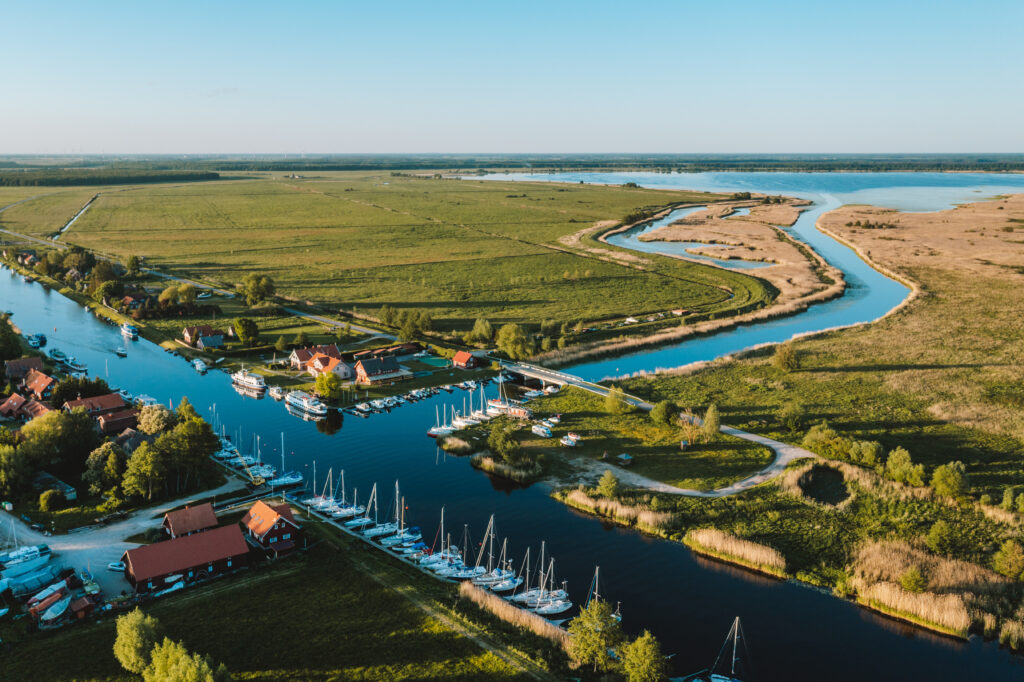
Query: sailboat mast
[[731, 617, 740, 675]]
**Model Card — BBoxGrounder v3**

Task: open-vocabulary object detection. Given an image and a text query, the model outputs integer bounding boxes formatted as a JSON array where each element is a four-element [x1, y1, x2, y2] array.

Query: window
[[188, 570, 193, 578], [269, 536, 276, 543], [227, 559, 232, 568], [283, 533, 291, 540]]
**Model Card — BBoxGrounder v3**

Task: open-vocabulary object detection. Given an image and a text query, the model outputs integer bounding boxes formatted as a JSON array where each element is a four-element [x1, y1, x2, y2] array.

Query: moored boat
[[285, 390, 328, 416], [231, 368, 266, 391], [268, 386, 286, 400], [192, 358, 207, 373], [120, 322, 139, 338]]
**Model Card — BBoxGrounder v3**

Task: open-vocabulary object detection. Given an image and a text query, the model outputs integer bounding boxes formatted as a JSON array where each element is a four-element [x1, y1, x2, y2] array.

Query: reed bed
[[684, 528, 787, 576], [852, 540, 1007, 594], [859, 581, 971, 636], [470, 453, 542, 483], [999, 619, 1024, 650], [439, 436, 473, 454], [458, 581, 570, 648], [558, 488, 675, 535]]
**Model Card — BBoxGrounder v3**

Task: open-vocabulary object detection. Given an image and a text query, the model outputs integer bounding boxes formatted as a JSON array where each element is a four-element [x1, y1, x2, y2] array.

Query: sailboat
[[428, 404, 454, 437], [382, 498, 421, 546], [344, 483, 376, 528], [0, 521, 52, 579], [682, 617, 749, 682], [419, 508, 462, 567], [363, 480, 401, 538], [471, 518, 515, 586], [490, 546, 527, 593], [523, 559, 571, 614]]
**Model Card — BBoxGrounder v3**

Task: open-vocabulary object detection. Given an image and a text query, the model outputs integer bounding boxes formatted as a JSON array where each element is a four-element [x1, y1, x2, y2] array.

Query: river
[[5, 171, 1024, 680]]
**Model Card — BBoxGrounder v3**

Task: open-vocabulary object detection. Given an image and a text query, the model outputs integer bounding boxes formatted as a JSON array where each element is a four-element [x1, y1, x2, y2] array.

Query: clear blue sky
[[3, 0, 1022, 154]]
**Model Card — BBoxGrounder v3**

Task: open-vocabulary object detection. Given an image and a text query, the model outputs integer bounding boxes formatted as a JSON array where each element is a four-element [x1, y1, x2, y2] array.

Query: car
[[107, 561, 125, 572], [196, 291, 213, 299]]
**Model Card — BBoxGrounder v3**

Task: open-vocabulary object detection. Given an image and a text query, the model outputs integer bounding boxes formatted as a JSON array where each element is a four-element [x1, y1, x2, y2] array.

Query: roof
[[452, 351, 475, 364], [23, 368, 56, 396], [63, 393, 126, 413], [355, 356, 401, 376], [291, 344, 342, 363], [4, 357, 44, 378], [309, 354, 347, 374], [241, 500, 299, 540], [97, 408, 139, 434], [183, 325, 216, 338], [21, 399, 52, 419], [0, 393, 26, 416], [163, 503, 218, 536], [123, 524, 248, 582]]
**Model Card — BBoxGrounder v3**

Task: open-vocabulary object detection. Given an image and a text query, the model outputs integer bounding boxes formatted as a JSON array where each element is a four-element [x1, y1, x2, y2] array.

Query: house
[[115, 427, 152, 454], [33, 472, 77, 502], [241, 500, 302, 556], [0, 393, 52, 421], [196, 333, 224, 350], [65, 267, 83, 283], [354, 356, 411, 385], [63, 393, 126, 417], [121, 294, 150, 310], [121, 524, 249, 593], [163, 502, 218, 539], [452, 351, 478, 370], [4, 357, 44, 381], [182, 325, 225, 347], [21, 368, 56, 401], [97, 408, 139, 435], [288, 344, 343, 371], [306, 353, 353, 380]]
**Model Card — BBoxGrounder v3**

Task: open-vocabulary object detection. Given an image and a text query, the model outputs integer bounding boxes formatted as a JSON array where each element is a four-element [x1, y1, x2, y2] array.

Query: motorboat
[[383, 396, 399, 409], [285, 390, 329, 416], [231, 368, 266, 391], [268, 386, 286, 400], [48, 348, 66, 362], [114, 346, 128, 357], [192, 358, 207, 373], [523, 389, 544, 399], [547, 414, 561, 424], [531, 424, 552, 438], [63, 356, 86, 373], [370, 399, 386, 410], [134, 394, 158, 407], [355, 402, 372, 412], [120, 322, 139, 338], [560, 435, 577, 447], [118, 388, 133, 402]]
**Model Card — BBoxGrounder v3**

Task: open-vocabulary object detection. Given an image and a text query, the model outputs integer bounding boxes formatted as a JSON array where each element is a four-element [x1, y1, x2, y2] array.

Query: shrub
[[604, 386, 630, 415], [993, 540, 1024, 580], [649, 400, 675, 426], [930, 461, 968, 500], [900, 566, 928, 593], [38, 488, 64, 512], [885, 447, 925, 486], [702, 403, 720, 442], [113, 608, 162, 674], [773, 342, 800, 372], [597, 470, 619, 499], [925, 520, 958, 556], [778, 401, 805, 433]]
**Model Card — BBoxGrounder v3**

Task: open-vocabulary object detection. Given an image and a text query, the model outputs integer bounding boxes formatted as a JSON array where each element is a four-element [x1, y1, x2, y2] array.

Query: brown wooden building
[[121, 524, 249, 593]]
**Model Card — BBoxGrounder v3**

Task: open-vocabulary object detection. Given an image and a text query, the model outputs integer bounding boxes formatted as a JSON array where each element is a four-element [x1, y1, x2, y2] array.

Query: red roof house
[[4, 357, 44, 381], [306, 353, 353, 380], [0, 393, 52, 421], [288, 344, 342, 370], [97, 408, 139, 435], [121, 524, 249, 592], [452, 351, 478, 370], [354, 356, 410, 385], [241, 500, 302, 555], [22, 368, 57, 400], [162, 503, 218, 538], [63, 393, 126, 417]]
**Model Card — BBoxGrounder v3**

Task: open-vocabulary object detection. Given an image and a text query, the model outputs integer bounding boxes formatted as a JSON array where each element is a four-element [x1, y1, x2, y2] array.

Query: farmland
[[3, 172, 777, 333]]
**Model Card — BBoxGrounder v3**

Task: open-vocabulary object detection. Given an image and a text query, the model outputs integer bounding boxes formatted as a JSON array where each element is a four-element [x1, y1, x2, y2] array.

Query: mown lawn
[[512, 387, 772, 491], [1, 520, 558, 681]]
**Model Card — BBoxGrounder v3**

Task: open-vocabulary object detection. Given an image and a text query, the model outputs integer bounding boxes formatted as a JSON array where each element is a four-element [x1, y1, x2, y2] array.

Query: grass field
[[0, 186, 106, 237], [0, 517, 560, 681], [15, 172, 775, 331]]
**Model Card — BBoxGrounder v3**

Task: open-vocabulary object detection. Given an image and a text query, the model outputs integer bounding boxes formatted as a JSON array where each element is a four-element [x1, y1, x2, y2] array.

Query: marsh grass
[[470, 452, 543, 483], [684, 528, 788, 577], [458, 582, 570, 648], [859, 582, 971, 636], [557, 487, 676, 535]]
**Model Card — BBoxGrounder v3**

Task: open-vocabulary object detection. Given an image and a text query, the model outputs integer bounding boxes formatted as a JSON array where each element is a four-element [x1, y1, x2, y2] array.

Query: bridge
[[500, 361, 651, 409]]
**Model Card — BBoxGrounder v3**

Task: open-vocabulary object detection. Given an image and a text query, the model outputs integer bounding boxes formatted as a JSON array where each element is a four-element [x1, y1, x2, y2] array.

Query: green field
[[0, 518, 560, 681], [525, 388, 773, 491], [4, 173, 775, 331]]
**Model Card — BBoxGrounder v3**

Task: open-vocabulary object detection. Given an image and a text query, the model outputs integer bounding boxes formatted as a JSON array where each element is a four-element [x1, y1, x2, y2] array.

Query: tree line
[[0, 169, 220, 186]]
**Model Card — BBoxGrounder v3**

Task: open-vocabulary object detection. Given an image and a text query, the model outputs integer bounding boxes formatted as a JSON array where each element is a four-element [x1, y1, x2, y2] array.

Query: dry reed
[[860, 581, 971, 635], [458, 581, 570, 648], [684, 528, 787, 575], [560, 488, 675, 534], [999, 619, 1024, 650], [470, 453, 542, 483], [851, 540, 1006, 594]]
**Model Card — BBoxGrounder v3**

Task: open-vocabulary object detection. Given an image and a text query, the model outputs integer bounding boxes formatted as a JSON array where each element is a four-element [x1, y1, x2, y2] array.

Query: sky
[[2, 0, 1023, 154]]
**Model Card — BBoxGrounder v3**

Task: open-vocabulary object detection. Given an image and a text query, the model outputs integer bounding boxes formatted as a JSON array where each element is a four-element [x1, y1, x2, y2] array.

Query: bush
[[38, 488, 64, 512], [604, 387, 630, 415], [993, 540, 1024, 580], [597, 470, 619, 499], [649, 400, 675, 426], [930, 461, 969, 500], [773, 342, 800, 372], [900, 566, 928, 593], [925, 520, 957, 556], [885, 447, 925, 486], [702, 403, 720, 442], [778, 401, 805, 433]]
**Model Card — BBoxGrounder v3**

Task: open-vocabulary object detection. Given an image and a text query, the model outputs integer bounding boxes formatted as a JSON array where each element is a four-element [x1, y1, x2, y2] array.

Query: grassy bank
[[1, 517, 563, 681], [682, 528, 789, 579]]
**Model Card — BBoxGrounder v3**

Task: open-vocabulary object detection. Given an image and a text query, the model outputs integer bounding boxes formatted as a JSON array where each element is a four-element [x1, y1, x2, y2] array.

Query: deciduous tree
[[597, 470, 619, 499], [114, 608, 162, 674], [315, 372, 344, 400], [138, 404, 176, 435], [620, 629, 668, 682], [567, 599, 624, 672], [233, 318, 259, 347]]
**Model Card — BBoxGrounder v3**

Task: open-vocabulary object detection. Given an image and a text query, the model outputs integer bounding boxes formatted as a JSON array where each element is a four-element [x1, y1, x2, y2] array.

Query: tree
[[293, 330, 309, 346], [1002, 487, 1017, 510], [773, 342, 800, 372], [176, 396, 199, 422], [621, 629, 668, 682], [418, 311, 433, 333], [540, 336, 553, 352], [233, 318, 259, 347], [39, 488, 64, 511], [143, 637, 231, 682], [241, 273, 275, 306], [178, 283, 197, 304], [930, 461, 969, 500], [122, 442, 164, 500], [315, 372, 344, 401], [126, 255, 141, 275], [19, 407, 99, 475], [379, 305, 396, 326], [138, 404, 176, 435], [91, 260, 116, 285], [487, 426, 522, 463], [274, 335, 287, 352], [94, 279, 120, 304], [398, 317, 418, 341], [114, 608, 163, 674], [885, 447, 925, 486], [900, 566, 928, 593], [650, 400, 675, 426], [702, 403, 720, 442], [567, 599, 624, 672], [158, 284, 179, 305], [50, 376, 110, 407], [557, 336, 567, 350], [83, 442, 127, 496], [605, 386, 630, 415], [495, 323, 531, 360], [926, 520, 957, 556], [597, 470, 619, 498], [778, 401, 805, 433], [993, 540, 1024, 580], [0, 444, 31, 498]]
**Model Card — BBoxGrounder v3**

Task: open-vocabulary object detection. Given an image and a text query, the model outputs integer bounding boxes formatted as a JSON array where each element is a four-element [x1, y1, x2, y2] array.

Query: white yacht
[[231, 368, 266, 391], [285, 390, 328, 416]]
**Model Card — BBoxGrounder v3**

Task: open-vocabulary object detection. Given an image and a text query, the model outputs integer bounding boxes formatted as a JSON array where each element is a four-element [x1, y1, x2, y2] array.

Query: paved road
[[0, 478, 246, 596], [504, 361, 816, 496]]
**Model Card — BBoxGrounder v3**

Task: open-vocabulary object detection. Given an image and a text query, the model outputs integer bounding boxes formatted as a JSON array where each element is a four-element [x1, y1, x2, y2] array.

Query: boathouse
[[354, 356, 410, 385], [121, 524, 249, 593], [452, 350, 478, 370]]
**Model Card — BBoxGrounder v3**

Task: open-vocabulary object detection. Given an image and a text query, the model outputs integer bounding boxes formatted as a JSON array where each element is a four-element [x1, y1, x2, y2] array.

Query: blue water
[[5, 171, 1024, 680], [606, 205, 772, 270], [484, 171, 1024, 381]]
